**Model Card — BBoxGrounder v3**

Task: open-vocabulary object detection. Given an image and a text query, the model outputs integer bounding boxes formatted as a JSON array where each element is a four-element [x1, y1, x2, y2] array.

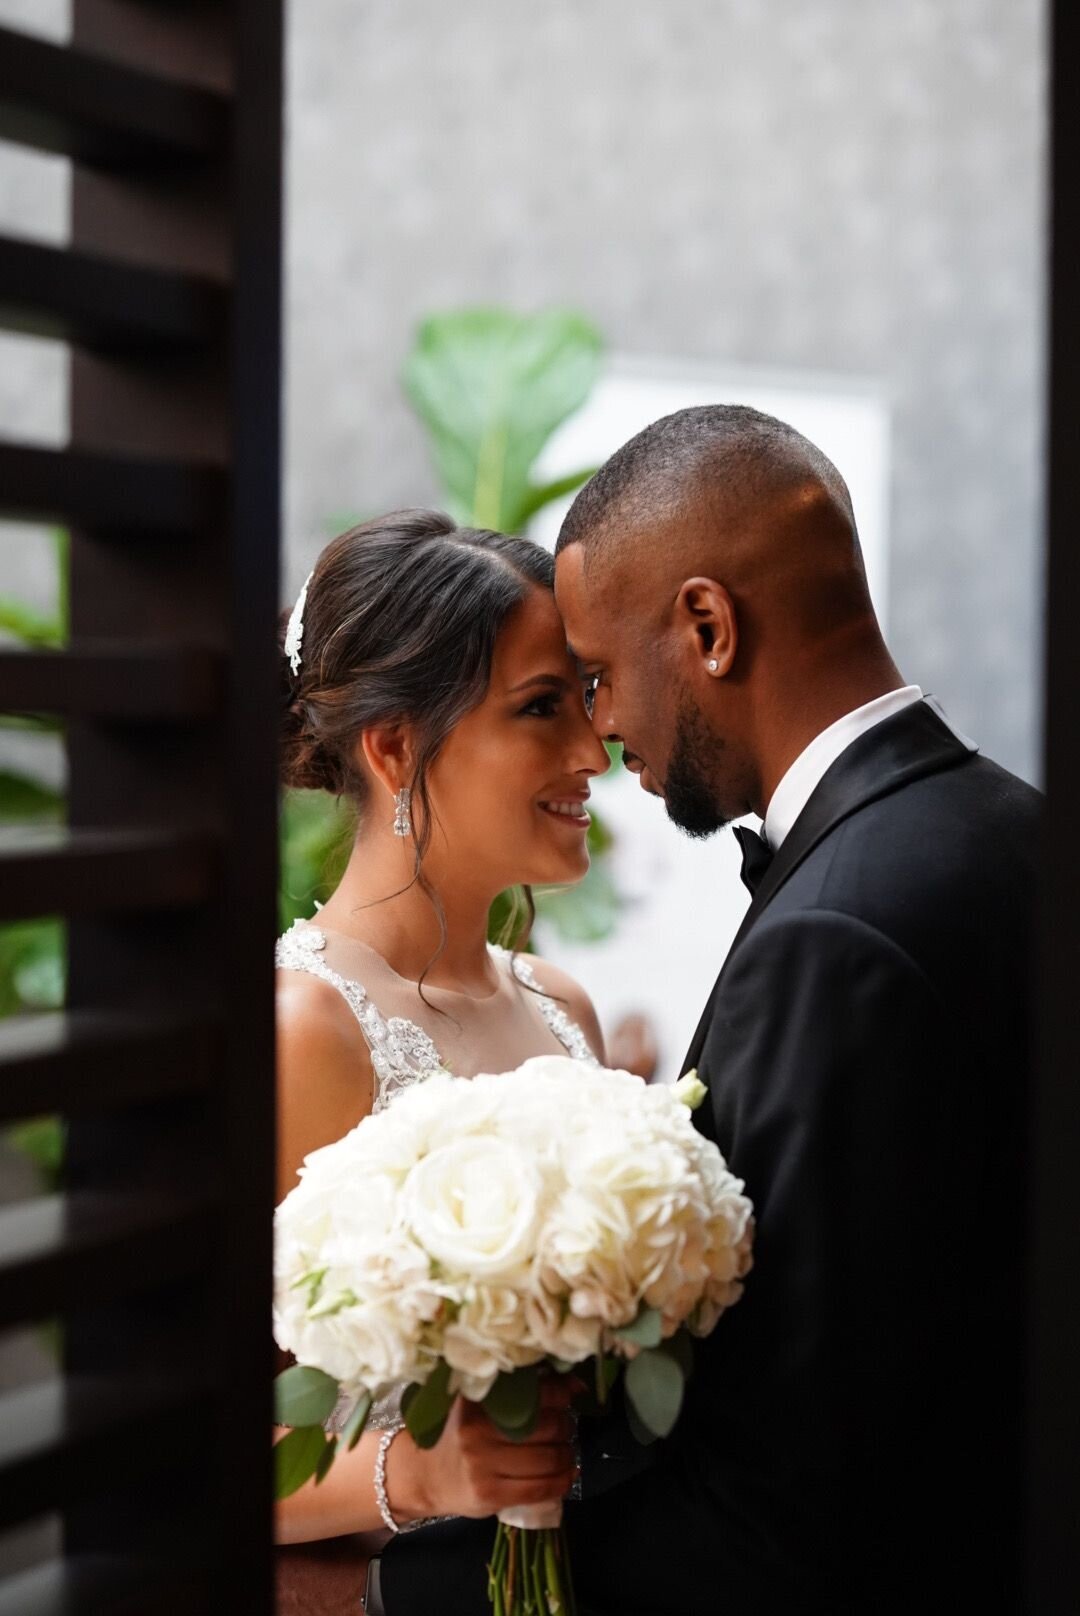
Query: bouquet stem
[[487, 1523, 576, 1616]]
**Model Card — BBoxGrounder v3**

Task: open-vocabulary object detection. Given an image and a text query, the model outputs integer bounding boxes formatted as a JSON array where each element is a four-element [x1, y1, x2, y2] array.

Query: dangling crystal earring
[[393, 787, 412, 838]]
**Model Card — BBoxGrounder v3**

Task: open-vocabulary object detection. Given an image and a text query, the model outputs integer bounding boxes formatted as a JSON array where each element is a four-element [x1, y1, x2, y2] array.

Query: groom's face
[[555, 543, 736, 835]]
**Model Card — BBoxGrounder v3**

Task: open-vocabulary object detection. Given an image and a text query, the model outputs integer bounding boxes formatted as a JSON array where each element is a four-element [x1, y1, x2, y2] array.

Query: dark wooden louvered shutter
[[0, 4, 281, 1612]]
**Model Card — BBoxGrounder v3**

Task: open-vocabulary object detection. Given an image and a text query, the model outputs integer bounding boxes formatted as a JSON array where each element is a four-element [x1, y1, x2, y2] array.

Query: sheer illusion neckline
[[295, 917, 507, 1005], [276, 918, 599, 1116]]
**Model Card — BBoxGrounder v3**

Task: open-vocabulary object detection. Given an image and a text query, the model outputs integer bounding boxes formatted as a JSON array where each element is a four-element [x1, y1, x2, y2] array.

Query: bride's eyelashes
[[519, 692, 562, 719]]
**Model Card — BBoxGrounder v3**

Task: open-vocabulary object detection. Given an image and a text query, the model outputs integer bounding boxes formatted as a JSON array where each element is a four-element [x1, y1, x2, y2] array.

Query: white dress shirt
[[763, 686, 925, 850]]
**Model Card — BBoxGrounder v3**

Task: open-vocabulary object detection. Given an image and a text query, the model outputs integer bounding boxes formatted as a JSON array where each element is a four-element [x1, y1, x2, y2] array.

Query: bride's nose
[[570, 717, 612, 778]]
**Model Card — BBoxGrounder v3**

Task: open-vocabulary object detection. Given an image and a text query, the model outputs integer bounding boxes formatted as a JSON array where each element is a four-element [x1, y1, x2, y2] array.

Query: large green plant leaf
[[404, 308, 602, 533], [534, 858, 619, 944]]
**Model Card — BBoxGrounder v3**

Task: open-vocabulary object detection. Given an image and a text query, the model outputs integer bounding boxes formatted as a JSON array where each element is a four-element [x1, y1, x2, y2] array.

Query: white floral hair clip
[[284, 569, 314, 677]]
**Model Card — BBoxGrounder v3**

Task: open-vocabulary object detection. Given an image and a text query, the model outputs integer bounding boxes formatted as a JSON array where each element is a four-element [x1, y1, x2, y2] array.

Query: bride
[[274, 508, 611, 1611]]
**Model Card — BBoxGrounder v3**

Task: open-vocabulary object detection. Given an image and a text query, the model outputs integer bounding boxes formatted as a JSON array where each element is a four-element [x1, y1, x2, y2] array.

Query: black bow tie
[[733, 825, 774, 896]]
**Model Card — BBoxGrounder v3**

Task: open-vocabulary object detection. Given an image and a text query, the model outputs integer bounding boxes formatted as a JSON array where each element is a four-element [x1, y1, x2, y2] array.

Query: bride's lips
[[537, 793, 592, 830]]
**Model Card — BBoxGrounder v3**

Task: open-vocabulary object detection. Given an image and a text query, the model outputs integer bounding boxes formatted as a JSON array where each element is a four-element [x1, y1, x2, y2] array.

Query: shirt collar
[[763, 686, 925, 850]]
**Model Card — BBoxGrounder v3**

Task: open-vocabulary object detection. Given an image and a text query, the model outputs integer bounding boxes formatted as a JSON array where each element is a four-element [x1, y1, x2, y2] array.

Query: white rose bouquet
[[273, 1056, 753, 1616]]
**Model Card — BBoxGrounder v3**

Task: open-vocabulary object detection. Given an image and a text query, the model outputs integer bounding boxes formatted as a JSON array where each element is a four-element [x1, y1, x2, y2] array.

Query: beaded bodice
[[274, 920, 597, 1113]]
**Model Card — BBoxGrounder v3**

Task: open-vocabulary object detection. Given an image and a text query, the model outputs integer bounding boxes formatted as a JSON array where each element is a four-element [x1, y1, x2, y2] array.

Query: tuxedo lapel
[[679, 699, 977, 1081]]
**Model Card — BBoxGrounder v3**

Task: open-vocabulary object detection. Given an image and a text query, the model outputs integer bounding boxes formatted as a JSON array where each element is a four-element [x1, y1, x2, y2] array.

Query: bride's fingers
[[490, 1443, 576, 1480], [461, 1402, 573, 1447]]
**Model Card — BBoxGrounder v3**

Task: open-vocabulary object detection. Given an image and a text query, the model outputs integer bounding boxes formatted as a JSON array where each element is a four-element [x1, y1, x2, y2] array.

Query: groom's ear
[[357, 724, 414, 798], [675, 577, 738, 679]]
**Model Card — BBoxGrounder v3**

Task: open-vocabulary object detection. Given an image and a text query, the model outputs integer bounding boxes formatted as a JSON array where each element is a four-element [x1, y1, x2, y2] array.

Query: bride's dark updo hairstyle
[[280, 508, 556, 949]]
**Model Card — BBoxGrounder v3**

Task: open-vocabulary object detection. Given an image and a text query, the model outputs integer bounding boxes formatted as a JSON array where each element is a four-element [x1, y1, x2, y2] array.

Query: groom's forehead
[[557, 544, 650, 661]]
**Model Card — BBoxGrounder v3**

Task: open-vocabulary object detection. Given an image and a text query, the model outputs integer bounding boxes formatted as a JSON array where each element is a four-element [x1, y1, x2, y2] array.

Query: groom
[[379, 406, 1040, 1613]]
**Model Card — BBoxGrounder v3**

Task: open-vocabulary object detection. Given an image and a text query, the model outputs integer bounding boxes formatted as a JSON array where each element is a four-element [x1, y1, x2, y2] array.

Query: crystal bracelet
[[373, 1420, 451, 1535]]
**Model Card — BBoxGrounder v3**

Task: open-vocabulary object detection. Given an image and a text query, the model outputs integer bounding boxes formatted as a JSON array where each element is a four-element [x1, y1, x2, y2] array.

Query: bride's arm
[[275, 971, 376, 1205]]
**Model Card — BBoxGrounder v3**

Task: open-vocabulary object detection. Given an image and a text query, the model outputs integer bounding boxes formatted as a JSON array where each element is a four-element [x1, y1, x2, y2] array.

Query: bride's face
[[424, 586, 610, 891]]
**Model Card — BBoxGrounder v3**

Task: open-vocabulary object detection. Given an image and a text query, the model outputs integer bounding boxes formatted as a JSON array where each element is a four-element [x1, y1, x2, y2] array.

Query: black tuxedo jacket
[[380, 701, 1041, 1614]]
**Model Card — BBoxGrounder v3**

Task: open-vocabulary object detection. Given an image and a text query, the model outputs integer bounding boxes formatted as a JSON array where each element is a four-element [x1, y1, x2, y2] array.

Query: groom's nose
[[590, 683, 617, 741]]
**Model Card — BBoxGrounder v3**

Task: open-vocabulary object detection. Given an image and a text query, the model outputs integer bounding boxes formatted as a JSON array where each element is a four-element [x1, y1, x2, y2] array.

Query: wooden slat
[[0, 1192, 217, 1329], [0, 1557, 207, 1616], [0, 1011, 218, 1124], [0, 445, 223, 535], [0, 26, 229, 167], [0, 827, 217, 921], [0, 1376, 211, 1527], [0, 236, 227, 352], [0, 645, 222, 722]]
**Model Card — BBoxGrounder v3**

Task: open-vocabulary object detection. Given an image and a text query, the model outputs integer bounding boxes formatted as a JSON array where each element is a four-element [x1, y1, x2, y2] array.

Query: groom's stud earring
[[707, 658, 719, 673], [393, 787, 412, 838]]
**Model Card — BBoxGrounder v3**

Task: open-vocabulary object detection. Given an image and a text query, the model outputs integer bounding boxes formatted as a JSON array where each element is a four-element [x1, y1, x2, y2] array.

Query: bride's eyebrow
[[507, 673, 572, 694]]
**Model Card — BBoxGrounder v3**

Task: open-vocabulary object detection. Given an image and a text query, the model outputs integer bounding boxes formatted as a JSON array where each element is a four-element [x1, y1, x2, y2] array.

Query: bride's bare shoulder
[[523, 953, 606, 1064], [275, 968, 374, 1199]]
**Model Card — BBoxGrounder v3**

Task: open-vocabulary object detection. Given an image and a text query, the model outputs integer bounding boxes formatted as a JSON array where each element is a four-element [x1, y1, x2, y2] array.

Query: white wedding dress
[[275, 917, 599, 1438]]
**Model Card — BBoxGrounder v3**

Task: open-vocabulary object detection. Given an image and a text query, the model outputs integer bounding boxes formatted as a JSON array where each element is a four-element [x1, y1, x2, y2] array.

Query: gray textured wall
[[0, 0, 1047, 788], [286, 0, 1046, 781]]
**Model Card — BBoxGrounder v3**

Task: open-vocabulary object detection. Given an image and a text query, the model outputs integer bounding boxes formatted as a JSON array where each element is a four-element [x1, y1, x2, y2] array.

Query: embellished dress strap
[[274, 921, 445, 1112], [491, 946, 599, 1064]]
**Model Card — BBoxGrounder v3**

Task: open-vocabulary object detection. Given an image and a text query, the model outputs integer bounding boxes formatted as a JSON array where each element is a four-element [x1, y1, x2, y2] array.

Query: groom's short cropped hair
[[554, 403, 858, 572]]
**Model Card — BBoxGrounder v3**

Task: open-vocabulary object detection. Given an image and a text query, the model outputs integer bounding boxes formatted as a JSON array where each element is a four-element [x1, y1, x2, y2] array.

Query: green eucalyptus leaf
[[403, 1360, 453, 1449], [403, 308, 603, 533], [594, 1352, 621, 1407], [624, 1395, 659, 1447], [482, 1365, 540, 1440], [274, 1364, 340, 1428], [342, 1390, 374, 1451], [658, 1328, 695, 1381], [624, 1348, 684, 1440], [314, 1435, 338, 1486], [274, 1426, 330, 1499], [614, 1306, 663, 1350]]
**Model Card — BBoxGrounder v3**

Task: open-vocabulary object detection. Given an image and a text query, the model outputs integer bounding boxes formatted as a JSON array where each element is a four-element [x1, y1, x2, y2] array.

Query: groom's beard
[[662, 697, 730, 839]]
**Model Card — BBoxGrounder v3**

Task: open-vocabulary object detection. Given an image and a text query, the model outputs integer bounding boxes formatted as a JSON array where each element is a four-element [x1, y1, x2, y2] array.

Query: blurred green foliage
[[1, 531, 68, 1189], [404, 307, 602, 534], [288, 307, 621, 946]]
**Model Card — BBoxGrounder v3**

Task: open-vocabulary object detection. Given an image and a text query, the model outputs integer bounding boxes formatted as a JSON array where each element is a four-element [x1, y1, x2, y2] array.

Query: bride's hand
[[386, 1376, 579, 1523]]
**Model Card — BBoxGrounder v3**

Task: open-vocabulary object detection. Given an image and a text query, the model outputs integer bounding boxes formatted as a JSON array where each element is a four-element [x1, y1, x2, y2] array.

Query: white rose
[[442, 1284, 538, 1399], [282, 1297, 422, 1392], [401, 1135, 543, 1278], [523, 1283, 601, 1363]]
